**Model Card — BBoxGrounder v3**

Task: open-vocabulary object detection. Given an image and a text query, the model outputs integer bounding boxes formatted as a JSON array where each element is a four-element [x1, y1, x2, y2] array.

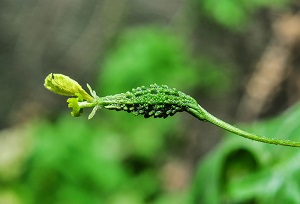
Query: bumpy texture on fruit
[[99, 84, 198, 118]]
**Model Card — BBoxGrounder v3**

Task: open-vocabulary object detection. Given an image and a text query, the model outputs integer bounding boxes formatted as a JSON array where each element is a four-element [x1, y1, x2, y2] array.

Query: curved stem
[[190, 104, 300, 147]]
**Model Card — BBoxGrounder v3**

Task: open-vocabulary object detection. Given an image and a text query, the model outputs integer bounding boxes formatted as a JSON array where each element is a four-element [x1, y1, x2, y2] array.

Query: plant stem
[[190, 104, 300, 147]]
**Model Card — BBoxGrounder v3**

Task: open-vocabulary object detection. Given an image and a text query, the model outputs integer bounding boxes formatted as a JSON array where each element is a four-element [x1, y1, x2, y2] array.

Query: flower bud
[[44, 73, 93, 102]]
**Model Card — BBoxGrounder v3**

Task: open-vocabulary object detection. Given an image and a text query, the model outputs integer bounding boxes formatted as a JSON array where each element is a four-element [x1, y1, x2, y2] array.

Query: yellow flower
[[44, 73, 93, 102]]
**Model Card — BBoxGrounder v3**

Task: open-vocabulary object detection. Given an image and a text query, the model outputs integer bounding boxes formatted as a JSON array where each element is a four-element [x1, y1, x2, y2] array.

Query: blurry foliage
[[11, 26, 230, 203], [193, 103, 300, 204], [195, 0, 287, 29], [98, 26, 231, 95], [98, 26, 197, 94], [22, 116, 161, 204]]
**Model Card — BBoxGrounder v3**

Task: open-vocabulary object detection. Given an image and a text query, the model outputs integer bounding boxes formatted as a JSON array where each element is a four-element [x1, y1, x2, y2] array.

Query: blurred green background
[[1, 0, 300, 203]]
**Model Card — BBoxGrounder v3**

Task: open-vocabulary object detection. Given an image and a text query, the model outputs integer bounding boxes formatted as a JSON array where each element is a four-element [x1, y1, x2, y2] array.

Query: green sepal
[[67, 93, 84, 117], [88, 106, 100, 120]]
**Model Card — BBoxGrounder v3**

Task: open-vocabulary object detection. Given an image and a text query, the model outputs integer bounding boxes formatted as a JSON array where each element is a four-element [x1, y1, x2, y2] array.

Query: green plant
[[45, 73, 300, 147]]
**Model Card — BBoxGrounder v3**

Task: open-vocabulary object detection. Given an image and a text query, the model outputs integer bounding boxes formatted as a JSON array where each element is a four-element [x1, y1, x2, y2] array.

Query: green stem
[[78, 101, 97, 109], [189, 104, 300, 147]]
